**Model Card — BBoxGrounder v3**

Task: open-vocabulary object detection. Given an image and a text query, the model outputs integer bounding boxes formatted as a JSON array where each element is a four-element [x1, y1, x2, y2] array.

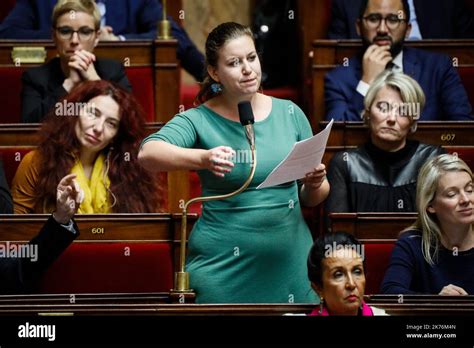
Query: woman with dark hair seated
[[325, 72, 444, 219], [12, 80, 161, 214], [307, 231, 386, 316], [382, 154, 474, 295]]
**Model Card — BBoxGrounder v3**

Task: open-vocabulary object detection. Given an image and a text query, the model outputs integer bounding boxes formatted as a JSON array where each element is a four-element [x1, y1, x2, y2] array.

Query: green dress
[[142, 97, 318, 304]]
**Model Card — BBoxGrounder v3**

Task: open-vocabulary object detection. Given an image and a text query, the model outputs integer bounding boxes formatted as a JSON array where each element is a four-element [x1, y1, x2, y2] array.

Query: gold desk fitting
[[158, 0, 172, 39]]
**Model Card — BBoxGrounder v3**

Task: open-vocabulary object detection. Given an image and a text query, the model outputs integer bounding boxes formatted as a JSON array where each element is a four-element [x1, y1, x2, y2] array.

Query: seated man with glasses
[[324, 0, 473, 121], [20, 0, 131, 123], [328, 0, 474, 40]]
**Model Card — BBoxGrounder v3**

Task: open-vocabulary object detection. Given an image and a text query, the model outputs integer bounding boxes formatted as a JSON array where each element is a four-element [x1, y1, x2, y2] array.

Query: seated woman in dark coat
[[382, 154, 474, 295], [325, 71, 444, 220]]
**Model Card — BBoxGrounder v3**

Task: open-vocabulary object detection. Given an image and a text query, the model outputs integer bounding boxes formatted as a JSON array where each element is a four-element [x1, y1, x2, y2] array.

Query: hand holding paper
[[257, 119, 334, 189]]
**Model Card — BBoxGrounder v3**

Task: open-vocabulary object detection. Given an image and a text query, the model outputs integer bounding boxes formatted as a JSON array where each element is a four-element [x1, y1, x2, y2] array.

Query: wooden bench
[[328, 212, 418, 294], [321, 122, 474, 168], [0, 293, 472, 315], [0, 214, 197, 294]]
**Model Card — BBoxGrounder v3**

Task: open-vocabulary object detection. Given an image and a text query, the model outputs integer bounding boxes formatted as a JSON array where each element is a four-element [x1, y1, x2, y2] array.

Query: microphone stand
[[172, 127, 257, 293], [158, 0, 171, 39]]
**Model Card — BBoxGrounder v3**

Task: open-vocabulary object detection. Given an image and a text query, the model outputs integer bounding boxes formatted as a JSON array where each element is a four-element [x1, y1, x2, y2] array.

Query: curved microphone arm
[[173, 139, 257, 292]]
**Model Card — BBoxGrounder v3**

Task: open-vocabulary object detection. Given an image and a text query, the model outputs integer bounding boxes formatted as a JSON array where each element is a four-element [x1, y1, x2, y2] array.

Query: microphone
[[238, 101, 255, 149], [171, 101, 258, 294]]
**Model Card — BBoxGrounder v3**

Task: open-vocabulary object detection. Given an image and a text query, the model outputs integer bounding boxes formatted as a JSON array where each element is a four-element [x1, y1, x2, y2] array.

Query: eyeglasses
[[363, 13, 407, 30], [55, 26, 96, 40]]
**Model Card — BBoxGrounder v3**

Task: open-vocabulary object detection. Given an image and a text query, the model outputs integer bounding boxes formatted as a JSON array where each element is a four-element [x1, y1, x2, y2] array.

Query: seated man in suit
[[0, 0, 205, 81], [325, 0, 473, 121], [328, 0, 474, 39], [20, 0, 131, 123], [0, 168, 82, 294]]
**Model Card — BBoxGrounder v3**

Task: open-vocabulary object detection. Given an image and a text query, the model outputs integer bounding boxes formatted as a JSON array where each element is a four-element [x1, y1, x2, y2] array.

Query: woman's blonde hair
[[409, 154, 473, 265], [362, 71, 425, 133], [52, 0, 101, 29]]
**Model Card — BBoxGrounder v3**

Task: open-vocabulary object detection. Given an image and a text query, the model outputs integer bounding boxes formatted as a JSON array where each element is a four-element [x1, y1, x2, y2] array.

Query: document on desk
[[257, 119, 334, 189]]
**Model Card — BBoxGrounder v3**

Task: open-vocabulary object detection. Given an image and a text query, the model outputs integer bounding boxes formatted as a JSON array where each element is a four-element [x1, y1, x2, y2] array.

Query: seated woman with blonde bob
[[307, 231, 386, 316], [325, 71, 444, 217], [382, 154, 474, 295], [12, 80, 161, 214]]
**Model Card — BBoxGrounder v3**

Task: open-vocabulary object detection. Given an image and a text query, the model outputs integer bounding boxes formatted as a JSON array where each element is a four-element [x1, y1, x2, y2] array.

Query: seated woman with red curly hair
[[12, 80, 161, 214]]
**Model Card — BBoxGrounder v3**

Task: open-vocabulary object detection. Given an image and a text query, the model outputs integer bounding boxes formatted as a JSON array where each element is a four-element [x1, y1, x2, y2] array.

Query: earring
[[211, 83, 222, 94], [318, 297, 324, 314]]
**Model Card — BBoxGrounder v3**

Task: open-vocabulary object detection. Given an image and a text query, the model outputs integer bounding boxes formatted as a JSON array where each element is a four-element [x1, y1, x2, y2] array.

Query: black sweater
[[325, 140, 445, 217]]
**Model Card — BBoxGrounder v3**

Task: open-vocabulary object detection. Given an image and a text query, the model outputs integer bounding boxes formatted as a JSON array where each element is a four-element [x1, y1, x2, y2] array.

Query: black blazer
[[21, 57, 132, 123], [328, 0, 474, 39], [0, 216, 78, 294]]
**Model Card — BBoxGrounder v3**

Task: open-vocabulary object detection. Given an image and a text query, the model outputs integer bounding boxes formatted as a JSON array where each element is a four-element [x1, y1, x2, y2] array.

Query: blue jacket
[[324, 47, 473, 121], [328, 0, 474, 39], [0, 0, 205, 80]]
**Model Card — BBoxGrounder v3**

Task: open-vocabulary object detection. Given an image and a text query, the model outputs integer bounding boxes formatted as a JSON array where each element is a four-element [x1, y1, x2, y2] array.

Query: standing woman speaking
[[139, 22, 329, 303]]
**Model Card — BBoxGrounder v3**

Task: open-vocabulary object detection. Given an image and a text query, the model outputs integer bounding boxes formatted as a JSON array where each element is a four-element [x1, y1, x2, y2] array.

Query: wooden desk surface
[[329, 213, 418, 242], [0, 213, 198, 242], [0, 293, 472, 316], [324, 121, 474, 146]]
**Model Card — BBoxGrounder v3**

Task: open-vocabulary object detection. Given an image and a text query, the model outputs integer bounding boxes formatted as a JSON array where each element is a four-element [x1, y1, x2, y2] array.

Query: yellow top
[[12, 150, 112, 214]]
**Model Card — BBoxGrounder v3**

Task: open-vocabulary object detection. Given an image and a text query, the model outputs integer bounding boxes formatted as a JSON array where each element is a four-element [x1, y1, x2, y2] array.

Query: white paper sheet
[[257, 119, 334, 189]]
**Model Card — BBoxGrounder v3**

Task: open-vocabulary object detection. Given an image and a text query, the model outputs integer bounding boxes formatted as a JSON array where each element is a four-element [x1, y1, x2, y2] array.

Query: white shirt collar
[[392, 51, 404, 72]]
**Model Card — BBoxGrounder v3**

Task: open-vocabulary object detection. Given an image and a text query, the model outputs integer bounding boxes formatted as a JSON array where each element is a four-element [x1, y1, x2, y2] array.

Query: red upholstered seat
[[447, 147, 474, 170], [126, 67, 155, 122], [459, 67, 474, 110], [39, 242, 174, 293], [181, 83, 200, 111], [363, 243, 395, 294], [261, 86, 300, 104], [0, 68, 26, 123], [0, 0, 15, 22], [0, 66, 155, 124], [0, 147, 34, 186], [188, 171, 202, 214]]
